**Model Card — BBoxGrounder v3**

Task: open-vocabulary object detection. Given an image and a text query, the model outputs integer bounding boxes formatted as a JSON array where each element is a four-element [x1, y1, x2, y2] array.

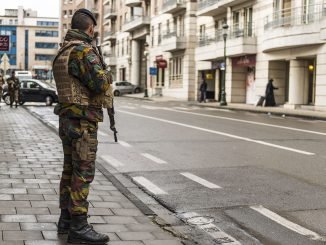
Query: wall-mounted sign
[[232, 55, 256, 67], [0, 36, 10, 51], [149, 67, 157, 76]]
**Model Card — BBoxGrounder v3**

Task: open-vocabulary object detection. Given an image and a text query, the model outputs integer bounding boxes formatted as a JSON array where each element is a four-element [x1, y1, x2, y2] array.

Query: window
[[35, 30, 59, 37], [169, 56, 184, 88], [37, 21, 59, 26], [35, 54, 55, 61], [26, 81, 40, 89], [122, 39, 124, 56], [35, 42, 58, 49], [158, 23, 162, 44]]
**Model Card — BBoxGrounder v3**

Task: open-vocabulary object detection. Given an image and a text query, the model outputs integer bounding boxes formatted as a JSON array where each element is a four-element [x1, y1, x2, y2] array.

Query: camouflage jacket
[[54, 29, 112, 122], [6, 77, 20, 93]]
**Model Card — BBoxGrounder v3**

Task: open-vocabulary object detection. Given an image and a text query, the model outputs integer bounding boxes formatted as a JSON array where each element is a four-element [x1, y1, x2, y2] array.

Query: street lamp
[[220, 23, 229, 106], [143, 42, 149, 98]]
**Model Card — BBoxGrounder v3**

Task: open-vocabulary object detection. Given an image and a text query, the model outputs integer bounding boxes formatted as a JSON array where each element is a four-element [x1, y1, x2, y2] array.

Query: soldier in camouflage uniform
[[52, 9, 112, 245], [6, 71, 20, 108], [0, 74, 4, 103]]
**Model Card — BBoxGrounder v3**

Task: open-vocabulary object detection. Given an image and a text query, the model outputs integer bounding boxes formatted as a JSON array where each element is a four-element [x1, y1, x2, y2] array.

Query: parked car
[[112, 81, 141, 96], [2, 79, 58, 106]]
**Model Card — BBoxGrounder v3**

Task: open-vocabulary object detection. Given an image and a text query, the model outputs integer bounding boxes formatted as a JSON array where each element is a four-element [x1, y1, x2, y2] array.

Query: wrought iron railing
[[162, 0, 185, 9], [197, 22, 255, 47], [162, 31, 184, 39], [124, 15, 150, 25], [264, 4, 325, 30]]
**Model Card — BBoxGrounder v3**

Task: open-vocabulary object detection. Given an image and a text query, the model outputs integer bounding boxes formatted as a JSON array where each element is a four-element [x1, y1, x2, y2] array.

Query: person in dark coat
[[265, 78, 278, 107], [199, 79, 208, 103]]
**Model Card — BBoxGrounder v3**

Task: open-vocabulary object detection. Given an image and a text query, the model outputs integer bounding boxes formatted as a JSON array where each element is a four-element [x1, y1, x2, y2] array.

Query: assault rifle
[[95, 34, 118, 142]]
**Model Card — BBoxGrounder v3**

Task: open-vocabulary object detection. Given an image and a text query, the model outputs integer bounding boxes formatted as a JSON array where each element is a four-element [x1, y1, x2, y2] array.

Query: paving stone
[[10, 174, 35, 179], [43, 195, 58, 201], [0, 179, 23, 184], [111, 208, 144, 217], [0, 222, 20, 230], [88, 194, 103, 201], [48, 208, 60, 215], [36, 214, 59, 223], [14, 194, 44, 201], [0, 201, 31, 208], [120, 202, 138, 209], [1, 214, 37, 222], [88, 208, 114, 216], [91, 201, 122, 208], [143, 240, 183, 245], [0, 194, 13, 200], [3, 231, 43, 240], [31, 201, 58, 207], [103, 216, 138, 224], [17, 208, 50, 215], [0, 208, 16, 214], [28, 188, 56, 195], [24, 179, 49, 184], [117, 231, 155, 240], [152, 231, 178, 240], [0, 241, 24, 245], [25, 241, 67, 245], [88, 215, 106, 224], [92, 224, 129, 233], [108, 242, 144, 245], [12, 183, 39, 189], [39, 183, 59, 188], [20, 222, 57, 231], [126, 224, 161, 232], [0, 188, 26, 194], [101, 195, 130, 202]]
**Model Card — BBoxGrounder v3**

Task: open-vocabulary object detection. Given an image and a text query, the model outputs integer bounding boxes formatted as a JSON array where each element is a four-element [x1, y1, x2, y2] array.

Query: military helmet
[[72, 8, 97, 26]]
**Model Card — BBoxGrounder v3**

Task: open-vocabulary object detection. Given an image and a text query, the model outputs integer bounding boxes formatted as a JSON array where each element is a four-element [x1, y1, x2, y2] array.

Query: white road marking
[[120, 105, 136, 109], [179, 212, 241, 244], [251, 206, 325, 241], [141, 105, 160, 110], [117, 110, 315, 156], [162, 108, 326, 136], [181, 172, 222, 189], [141, 153, 167, 164], [101, 155, 124, 167], [133, 176, 168, 195], [119, 140, 132, 147], [98, 130, 108, 136], [174, 107, 190, 110]]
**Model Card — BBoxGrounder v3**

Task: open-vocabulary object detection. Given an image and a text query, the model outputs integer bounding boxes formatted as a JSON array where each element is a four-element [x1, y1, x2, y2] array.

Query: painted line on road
[[141, 105, 160, 110], [251, 206, 325, 241], [119, 140, 132, 148], [120, 105, 137, 110], [141, 153, 167, 164], [162, 108, 326, 136], [100, 155, 124, 168], [179, 212, 241, 244], [117, 110, 315, 156], [174, 107, 190, 110], [181, 172, 222, 189], [133, 176, 168, 195]]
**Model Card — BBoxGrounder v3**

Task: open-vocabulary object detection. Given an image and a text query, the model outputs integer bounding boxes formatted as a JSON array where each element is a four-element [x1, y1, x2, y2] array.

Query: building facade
[[100, 0, 326, 109], [0, 7, 59, 79]]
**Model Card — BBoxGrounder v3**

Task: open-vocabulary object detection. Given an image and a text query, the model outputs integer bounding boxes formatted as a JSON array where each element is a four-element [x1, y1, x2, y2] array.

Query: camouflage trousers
[[58, 117, 98, 215]]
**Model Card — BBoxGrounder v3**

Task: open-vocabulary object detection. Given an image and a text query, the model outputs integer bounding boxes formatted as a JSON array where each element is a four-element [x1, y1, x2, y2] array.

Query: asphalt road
[[26, 98, 326, 245]]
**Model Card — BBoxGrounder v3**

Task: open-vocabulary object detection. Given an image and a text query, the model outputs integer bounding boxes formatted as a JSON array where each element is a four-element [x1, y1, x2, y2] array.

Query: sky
[[0, 0, 60, 18]]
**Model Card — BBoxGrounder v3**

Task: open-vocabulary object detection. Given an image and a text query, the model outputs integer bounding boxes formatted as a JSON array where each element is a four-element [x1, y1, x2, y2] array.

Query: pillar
[[131, 40, 140, 86]]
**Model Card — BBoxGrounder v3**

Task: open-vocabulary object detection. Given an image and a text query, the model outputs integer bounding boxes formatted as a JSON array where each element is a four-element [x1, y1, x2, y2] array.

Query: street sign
[[0, 35, 10, 51], [220, 62, 225, 70], [149, 67, 157, 76]]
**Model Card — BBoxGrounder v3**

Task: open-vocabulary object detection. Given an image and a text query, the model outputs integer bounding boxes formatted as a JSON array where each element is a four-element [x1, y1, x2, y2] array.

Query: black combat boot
[[57, 209, 71, 234], [67, 215, 109, 244]]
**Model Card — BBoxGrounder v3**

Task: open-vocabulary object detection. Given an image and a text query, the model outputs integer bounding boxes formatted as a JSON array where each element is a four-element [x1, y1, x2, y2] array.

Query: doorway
[[307, 59, 316, 105]]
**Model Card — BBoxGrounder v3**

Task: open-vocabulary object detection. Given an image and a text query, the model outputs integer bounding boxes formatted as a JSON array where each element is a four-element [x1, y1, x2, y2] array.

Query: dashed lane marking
[[100, 155, 124, 168], [98, 130, 108, 136], [117, 110, 315, 156], [133, 176, 168, 195], [119, 140, 132, 147], [141, 105, 161, 110], [173, 107, 190, 110], [120, 105, 137, 110], [251, 205, 326, 241], [141, 153, 167, 164], [180, 172, 222, 189]]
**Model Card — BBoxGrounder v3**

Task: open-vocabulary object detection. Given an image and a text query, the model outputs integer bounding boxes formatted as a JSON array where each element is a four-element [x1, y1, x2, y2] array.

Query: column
[[131, 40, 140, 86], [287, 60, 307, 106]]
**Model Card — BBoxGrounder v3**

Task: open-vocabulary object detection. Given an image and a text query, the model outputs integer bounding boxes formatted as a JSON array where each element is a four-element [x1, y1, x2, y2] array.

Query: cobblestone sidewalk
[[0, 104, 183, 245]]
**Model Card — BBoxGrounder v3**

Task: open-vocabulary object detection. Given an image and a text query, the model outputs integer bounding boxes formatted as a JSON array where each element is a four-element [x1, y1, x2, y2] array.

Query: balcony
[[195, 23, 257, 61], [103, 31, 116, 41], [162, 0, 186, 15], [122, 15, 150, 32], [104, 6, 117, 19], [262, 4, 326, 52], [161, 32, 186, 52], [104, 54, 117, 66], [103, 0, 110, 5], [197, 0, 247, 16], [126, 0, 142, 7]]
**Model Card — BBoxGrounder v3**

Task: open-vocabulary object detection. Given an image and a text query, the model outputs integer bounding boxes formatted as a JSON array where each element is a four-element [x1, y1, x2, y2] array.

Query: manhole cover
[[186, 216, 214, 225]]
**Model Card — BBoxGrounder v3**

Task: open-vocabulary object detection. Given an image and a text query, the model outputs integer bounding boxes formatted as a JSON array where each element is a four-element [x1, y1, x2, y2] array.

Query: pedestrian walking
[[52, 8, 113, 245], [6, 71, 20, 108], [199, 79, 208, 103], [0, 74, 4, 103], [265, 78, 278, 107]]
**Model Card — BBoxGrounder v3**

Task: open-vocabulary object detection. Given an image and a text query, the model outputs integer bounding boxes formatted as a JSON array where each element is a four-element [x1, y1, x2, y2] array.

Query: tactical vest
[[53, 41, 107, 108]]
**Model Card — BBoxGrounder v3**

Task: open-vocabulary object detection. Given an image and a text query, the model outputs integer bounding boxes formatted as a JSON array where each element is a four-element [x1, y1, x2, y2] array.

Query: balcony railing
[[264, 4, 326, 30], [197, 23, 255, 47], [104, 6, 117, 19], [123, 15, 150, 32], [162, 0, 186, 14], [198, 0, 218, 10], [103, 31, 116, 41]]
